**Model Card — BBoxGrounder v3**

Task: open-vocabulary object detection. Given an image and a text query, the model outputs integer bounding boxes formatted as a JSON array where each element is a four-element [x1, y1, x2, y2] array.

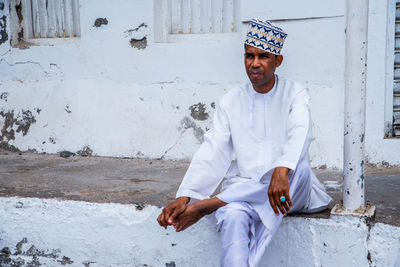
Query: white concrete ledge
[[0, 197, 399, 266]]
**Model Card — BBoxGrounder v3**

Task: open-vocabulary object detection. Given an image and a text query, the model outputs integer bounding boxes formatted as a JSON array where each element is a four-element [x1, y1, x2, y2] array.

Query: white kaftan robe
[[176, 75, 332, 266]]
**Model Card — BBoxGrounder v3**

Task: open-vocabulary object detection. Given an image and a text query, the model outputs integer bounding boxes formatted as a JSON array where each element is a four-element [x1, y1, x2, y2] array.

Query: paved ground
[[0, 149, 399, 226]]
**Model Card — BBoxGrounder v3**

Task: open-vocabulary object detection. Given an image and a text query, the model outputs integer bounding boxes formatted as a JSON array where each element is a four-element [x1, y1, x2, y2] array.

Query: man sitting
[[157, 19, 332, 267]]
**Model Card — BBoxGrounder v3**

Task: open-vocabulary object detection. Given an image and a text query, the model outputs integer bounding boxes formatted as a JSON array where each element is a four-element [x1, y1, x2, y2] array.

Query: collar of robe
[[247, 74, 278, 128]]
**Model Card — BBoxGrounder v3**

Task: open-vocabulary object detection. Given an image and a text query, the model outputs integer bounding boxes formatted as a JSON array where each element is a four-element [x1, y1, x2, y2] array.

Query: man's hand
[[157, 196, 190, 229], [268, 167, 293, 216]]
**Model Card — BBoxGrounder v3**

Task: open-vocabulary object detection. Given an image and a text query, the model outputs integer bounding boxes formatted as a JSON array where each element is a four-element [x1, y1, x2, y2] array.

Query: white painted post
[[343, 0, 369, 210]]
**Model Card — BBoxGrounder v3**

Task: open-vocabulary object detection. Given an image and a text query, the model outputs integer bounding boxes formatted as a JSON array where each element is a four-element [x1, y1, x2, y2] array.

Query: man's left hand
[[268, 167, 292, 216]]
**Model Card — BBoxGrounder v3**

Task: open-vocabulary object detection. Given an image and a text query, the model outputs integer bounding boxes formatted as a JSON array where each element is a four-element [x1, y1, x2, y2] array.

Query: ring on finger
[[280, 196, 286, 202]]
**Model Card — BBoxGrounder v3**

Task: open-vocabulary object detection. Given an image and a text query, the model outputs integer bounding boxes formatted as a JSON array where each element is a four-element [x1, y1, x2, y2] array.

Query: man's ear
[[276, 55, 283, 67]]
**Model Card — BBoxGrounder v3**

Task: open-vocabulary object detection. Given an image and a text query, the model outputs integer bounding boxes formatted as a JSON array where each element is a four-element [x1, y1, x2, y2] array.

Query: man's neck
[[252, 75, 276, 94]]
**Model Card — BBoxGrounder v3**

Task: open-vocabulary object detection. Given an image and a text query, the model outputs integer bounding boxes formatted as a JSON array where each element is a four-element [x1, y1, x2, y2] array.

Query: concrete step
[[0, 197, 399, 266], [0, 151, 399, 266]]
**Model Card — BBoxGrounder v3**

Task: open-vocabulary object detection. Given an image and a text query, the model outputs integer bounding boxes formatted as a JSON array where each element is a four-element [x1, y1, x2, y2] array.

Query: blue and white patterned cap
[[245, 19, 288, 55]]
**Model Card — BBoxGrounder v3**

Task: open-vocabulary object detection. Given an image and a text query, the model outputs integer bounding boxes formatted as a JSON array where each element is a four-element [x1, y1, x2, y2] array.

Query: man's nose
[[252, 56, 261, 67]]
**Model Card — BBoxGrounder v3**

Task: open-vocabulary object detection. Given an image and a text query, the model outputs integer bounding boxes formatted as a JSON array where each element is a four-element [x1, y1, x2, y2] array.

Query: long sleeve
[[273, 88, 312, 171], [176, 103, 233, 200]]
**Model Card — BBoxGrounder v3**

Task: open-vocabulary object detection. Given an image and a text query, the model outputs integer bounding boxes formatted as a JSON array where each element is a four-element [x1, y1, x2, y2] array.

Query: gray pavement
[[0, 149, 399, 227]]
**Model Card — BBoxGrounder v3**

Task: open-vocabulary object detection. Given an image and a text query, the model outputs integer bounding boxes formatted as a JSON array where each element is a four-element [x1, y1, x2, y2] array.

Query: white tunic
[[176, 75, 332, 264], [177, 74, 329, 197]]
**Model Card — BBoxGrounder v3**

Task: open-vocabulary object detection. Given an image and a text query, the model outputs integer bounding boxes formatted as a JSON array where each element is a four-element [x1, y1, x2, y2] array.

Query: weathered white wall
[[0, 0, 398, 168], [0, 197, 399, 266]]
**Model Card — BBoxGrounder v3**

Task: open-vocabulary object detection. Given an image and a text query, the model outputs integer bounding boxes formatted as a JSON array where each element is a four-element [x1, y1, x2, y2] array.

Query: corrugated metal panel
[[23, 0, 80, 38], [169, 0, 239, 34], [394, 1, 400, 136]]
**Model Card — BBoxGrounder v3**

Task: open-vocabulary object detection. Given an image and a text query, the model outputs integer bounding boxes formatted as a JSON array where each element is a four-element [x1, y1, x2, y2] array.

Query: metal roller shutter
[[394, 1, 400, 136]]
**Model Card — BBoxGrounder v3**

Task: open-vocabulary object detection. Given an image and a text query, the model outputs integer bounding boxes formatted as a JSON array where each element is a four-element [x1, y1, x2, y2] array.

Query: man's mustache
[[249, 68, 263, 74]]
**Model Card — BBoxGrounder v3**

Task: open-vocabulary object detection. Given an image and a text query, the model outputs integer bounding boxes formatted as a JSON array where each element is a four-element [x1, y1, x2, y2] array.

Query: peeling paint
[[58, 256, 73, 265], [93, 18, 108, 28], [16, 110, 37, 136], [82, 261, 96, 267], [189, 103, 209, 121], [180, 116, 205, 143], [15, 237, 28, 255], [65, 105, 72, 114], [0, 110, 16, 142], [0, 15, 8, 45], [77, 146, 93, 157], [130, 37, 147, 50], [0, 142, 20, 152], [0, 237, 73, 266], [15, 1, 23, 42]]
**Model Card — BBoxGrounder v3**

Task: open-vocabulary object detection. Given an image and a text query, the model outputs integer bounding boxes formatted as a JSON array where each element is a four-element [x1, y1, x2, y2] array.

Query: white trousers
[[215, 161, 313, 267]]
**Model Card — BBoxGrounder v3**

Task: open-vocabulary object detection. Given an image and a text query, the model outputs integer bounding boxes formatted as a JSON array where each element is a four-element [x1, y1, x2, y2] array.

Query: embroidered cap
[[245, 19, 287, 55]]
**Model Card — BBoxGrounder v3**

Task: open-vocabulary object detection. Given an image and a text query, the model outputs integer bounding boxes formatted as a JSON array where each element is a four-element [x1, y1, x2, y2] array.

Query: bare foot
[[174, 198, 226, 232]]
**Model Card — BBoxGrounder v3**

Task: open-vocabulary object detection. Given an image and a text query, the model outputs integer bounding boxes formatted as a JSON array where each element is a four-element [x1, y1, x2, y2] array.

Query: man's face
[[244, 45, 283, 90]]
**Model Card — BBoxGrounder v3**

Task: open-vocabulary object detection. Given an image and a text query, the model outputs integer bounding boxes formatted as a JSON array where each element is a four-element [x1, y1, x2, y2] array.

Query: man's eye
[[260, 54, 269, 58], [245, 54, 253, 58]]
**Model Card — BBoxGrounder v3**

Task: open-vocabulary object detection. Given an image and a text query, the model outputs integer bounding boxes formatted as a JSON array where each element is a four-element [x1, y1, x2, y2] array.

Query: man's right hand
[[157, 196, 190, 229]]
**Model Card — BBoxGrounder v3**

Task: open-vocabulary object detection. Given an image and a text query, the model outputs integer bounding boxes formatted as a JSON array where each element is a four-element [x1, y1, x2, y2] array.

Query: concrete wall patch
[[130, 37, 147, 50], [93, 18, 108, 28], [0, 15, 8, 45], [189, 102, 209, 121]]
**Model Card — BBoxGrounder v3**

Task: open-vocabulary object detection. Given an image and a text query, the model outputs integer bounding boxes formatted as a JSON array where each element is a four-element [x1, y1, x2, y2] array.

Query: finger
[[175, 221, 182, 232], [164, 207, 175, 224], [274, 193, 286, 216], [173, 222, 179, 231], [286, 193, 293, 209], [158, 212, 167, 229], [168, 206, 186, 224], [281, 200, 290, 213], [176, 222, 187, 232], [279, 191, 290, 212], [163, 207, 174, 226], [268, 194, 279, 216]]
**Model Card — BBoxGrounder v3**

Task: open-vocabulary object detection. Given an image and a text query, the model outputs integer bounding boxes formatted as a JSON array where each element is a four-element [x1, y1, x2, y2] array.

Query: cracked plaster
[[0, 58, 63, 78]]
